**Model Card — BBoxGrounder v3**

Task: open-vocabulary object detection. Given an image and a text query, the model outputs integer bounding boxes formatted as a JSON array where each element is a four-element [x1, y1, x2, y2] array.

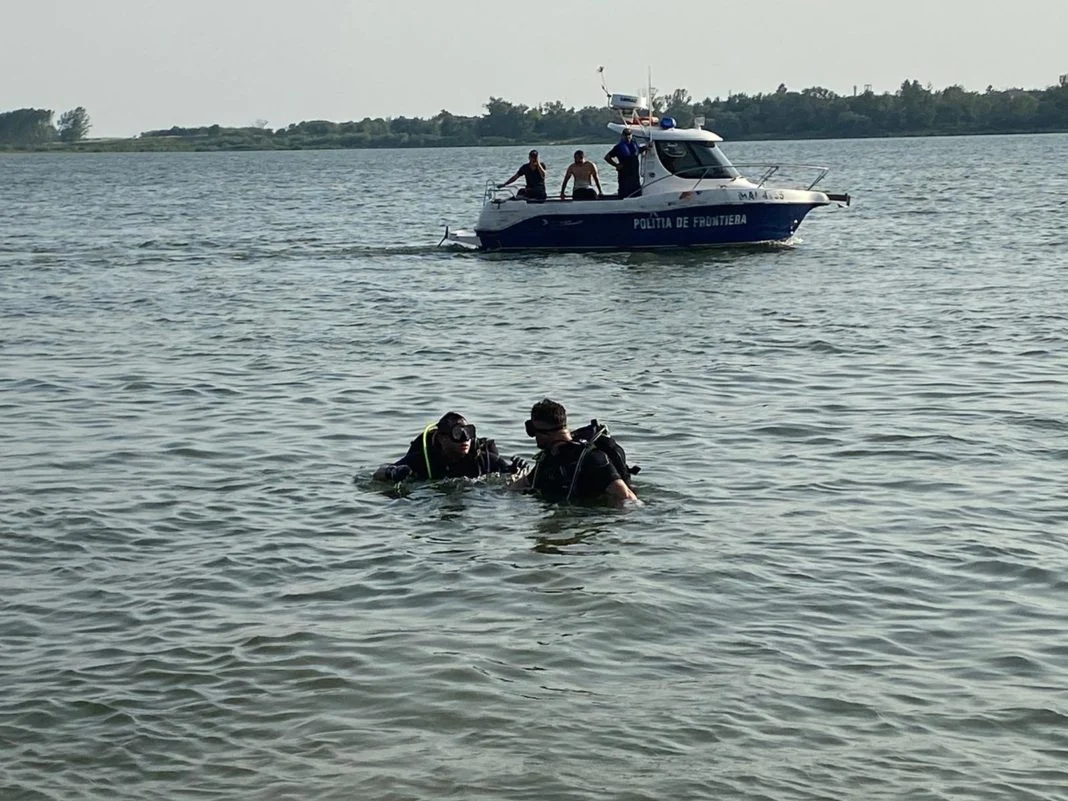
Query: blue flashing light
[[660, 117, 676, 129]]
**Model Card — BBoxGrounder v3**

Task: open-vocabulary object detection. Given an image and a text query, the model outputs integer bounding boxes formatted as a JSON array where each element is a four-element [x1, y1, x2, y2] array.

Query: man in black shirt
[[499, 150, 547, 200], [373, 412, 524, 482], [511, 399, 638, 504]]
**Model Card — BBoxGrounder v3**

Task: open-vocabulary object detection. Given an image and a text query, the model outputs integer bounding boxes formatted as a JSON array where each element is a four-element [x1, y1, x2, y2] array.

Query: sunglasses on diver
[[439, 423, 475, 443], [525, 420, 563, 438]]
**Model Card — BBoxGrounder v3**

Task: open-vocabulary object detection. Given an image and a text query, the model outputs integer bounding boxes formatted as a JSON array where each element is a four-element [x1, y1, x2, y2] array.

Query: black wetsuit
[[391, 434, 513, 480], [529, 440, 622, 502]]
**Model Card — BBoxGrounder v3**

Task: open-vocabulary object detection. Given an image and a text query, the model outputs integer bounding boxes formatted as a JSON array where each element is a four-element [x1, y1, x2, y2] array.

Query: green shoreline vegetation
[[4, 78, 1068, 152]]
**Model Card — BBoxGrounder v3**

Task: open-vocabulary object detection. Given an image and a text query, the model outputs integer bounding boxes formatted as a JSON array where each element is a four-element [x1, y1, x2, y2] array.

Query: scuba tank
[[564, 419, 640, 501]]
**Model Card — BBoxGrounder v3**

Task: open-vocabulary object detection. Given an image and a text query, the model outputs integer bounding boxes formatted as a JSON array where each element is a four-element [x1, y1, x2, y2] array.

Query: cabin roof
[[607, 122, 724, 143]]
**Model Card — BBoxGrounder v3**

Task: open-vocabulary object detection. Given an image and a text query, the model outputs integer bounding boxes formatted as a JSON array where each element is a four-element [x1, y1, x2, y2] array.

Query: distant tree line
[[676, 79, 1068, 140], [3, 79, 1067, 151], [0, 107, 90, 146]]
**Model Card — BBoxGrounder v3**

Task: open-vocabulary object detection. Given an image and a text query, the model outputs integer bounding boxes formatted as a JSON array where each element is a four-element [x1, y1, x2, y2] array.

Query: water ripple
[[2, 138, 1068, 799]]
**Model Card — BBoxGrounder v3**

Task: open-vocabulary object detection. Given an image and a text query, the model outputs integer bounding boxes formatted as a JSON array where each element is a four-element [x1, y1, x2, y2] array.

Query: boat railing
[[639, 167, 732, 196], [641, 162, 831, 195], [485, 167, 837, 201], [734, 163, 830, 191], [482, 181, 583, 205], [483, 180, 519, 204]]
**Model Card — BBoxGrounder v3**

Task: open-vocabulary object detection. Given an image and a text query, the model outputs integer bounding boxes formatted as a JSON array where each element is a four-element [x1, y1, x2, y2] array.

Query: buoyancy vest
[[531, 420, 640, 502], [568, 419, 640, 488], [418, 424, 502, 479]]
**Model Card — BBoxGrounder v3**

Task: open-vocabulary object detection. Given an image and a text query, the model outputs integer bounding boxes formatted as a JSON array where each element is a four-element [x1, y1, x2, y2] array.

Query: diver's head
[[525, 398, 569, 449], [435, 411, 474, 460]]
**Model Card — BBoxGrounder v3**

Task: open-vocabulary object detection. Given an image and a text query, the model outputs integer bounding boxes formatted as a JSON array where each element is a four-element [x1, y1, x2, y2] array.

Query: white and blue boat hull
[[474, 199, 824, 251]]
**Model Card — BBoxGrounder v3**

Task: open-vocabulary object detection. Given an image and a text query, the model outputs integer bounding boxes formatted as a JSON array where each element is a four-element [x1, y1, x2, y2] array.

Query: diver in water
[[509, 398, 639, 504], [373, 411, 526, 482]]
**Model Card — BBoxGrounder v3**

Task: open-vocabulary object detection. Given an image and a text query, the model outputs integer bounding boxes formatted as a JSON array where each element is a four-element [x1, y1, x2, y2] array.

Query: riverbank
[[5, 126, 1067, 154]]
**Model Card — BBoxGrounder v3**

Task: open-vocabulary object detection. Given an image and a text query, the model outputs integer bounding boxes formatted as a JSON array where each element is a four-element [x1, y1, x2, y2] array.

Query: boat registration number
[[739, 189, 786, 201]]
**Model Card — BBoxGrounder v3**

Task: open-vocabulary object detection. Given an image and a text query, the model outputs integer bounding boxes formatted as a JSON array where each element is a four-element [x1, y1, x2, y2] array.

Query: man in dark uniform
[[510, 399, 638, 504], [373, 412, 525, 482], [499, 150, 547, 201], [604, 128, 646, 198]]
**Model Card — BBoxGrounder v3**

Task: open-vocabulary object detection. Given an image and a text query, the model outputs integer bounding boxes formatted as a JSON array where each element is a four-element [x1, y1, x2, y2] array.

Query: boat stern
[[439, 226, 481, 249]]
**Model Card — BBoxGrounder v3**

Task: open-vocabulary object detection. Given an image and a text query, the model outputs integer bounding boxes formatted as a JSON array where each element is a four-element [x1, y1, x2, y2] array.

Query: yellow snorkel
[[420, 423, 437, 479]]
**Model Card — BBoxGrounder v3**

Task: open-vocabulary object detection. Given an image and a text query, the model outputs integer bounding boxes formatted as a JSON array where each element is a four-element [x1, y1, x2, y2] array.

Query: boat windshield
[[654, 140, 740, 180]]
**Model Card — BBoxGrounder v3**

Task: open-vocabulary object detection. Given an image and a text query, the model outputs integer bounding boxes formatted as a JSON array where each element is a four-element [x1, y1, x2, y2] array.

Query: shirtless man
[[560, 150, 603, 200]]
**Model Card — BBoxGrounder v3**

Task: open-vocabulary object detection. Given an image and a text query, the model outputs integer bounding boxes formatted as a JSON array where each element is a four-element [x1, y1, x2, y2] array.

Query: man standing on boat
[[605, 128, 646, 198], [499, 150, 547, 201], [560, 150, 603, 200]]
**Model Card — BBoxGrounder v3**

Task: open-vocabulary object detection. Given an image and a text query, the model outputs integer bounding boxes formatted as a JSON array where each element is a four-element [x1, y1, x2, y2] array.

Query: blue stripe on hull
[[476, 203, 820, 251]]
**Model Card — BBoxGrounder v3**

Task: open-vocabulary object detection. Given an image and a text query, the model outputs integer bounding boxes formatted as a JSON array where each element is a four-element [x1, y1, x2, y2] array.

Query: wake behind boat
[[444, 84, 850, 252]]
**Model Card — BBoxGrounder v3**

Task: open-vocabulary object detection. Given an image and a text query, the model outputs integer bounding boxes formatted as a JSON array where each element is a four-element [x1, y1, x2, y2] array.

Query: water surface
[[2, 134, 1067, 800]]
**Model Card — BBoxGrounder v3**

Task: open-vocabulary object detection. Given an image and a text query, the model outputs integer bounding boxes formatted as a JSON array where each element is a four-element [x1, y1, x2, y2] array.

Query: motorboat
[[443, 91, 849, 252]]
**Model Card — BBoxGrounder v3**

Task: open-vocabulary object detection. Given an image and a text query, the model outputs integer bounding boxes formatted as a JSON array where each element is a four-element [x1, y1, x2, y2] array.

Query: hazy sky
[[4, 0, 1066, 138]]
